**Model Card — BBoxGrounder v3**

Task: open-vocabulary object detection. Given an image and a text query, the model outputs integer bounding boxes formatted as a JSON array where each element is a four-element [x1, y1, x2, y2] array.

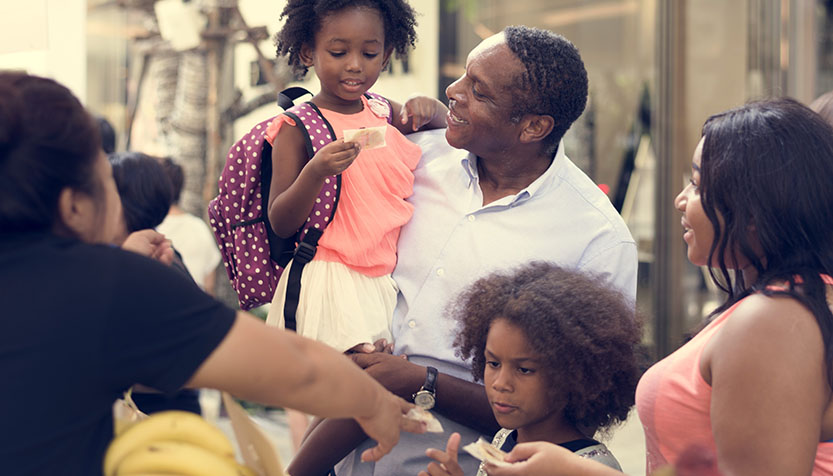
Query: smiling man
[[332, 26, 639, 476]]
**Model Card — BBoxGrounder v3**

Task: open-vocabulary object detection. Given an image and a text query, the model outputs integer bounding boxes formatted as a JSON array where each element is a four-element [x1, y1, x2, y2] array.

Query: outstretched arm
[[390, 95, 448, 134], [288, 352, 498, 475], [186, 312, 425, 462]]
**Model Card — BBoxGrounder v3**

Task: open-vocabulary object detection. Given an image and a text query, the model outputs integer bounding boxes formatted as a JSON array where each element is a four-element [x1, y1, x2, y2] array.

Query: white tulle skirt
[[265, 259, 396, 352]]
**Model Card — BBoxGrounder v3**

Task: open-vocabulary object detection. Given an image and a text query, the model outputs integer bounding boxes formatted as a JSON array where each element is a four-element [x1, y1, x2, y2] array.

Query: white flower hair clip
[[368, 98, 390, 119]]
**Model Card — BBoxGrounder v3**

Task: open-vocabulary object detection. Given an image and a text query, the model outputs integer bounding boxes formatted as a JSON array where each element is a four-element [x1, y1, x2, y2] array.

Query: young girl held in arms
[[265, 0, 447, 351], [264, 0, 447, 453], [420, 261, 643, 476]]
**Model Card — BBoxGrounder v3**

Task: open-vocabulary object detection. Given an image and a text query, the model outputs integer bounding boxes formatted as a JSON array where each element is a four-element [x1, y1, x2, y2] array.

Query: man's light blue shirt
[[393, 130, 637, 380]]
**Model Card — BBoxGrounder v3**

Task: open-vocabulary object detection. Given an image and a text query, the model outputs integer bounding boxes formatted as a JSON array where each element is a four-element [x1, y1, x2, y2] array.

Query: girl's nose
[[346, 53, 361, 72]]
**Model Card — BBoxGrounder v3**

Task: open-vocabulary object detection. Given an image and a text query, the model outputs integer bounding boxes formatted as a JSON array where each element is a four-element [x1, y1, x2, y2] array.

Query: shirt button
[[436, 268, 445, 276], [468, 215, 476, 222], [408, 320, 416, 328]]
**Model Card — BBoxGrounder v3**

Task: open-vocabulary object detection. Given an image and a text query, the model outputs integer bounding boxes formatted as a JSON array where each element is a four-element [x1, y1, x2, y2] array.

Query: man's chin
[[444, 129, 466, 150]]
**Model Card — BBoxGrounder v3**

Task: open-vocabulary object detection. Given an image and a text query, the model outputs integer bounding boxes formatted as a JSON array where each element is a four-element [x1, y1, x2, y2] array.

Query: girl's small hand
[[419, 432, 465, 476], [401, 95, 448, 131], [308, 138, 361, 177]]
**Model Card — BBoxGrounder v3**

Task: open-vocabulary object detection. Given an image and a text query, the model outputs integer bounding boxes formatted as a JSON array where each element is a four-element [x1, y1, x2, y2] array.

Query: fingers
[[503, 442, 538, 463], [399, 399, 427, 434], [372, 338, 390, 352], [402, 100, 428, 131], [423, 461, 453, 476], [423, 433, 463, 476], [345, 342, 376, 354], [445, 432, 461, 457], [360, 443, 388, 463], [401, 414, 427, 434], [153, 241, 175, 265]]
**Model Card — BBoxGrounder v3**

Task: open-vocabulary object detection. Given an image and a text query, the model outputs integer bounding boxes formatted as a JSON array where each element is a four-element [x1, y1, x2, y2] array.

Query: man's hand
[[350, 351, 422, 399], [122, 229, 174, 265]]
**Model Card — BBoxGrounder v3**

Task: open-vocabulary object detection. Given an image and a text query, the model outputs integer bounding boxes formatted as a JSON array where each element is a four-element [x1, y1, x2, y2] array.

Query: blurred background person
[[109, 151, 203, 415], [158, 156, 221, 295]]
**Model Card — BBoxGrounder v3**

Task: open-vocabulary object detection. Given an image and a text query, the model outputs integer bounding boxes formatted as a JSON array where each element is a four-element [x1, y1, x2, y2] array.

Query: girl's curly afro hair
[[275, 0, 418, 79], [452, 261, 643, 434]]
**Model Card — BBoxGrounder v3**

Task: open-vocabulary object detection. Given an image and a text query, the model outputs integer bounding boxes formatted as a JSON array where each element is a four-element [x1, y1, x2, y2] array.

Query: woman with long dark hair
[[482, 98, 833, 476]]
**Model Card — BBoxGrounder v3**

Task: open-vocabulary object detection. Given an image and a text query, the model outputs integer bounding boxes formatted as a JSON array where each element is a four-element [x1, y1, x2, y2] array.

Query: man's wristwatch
[[412, 366, 438, 410]]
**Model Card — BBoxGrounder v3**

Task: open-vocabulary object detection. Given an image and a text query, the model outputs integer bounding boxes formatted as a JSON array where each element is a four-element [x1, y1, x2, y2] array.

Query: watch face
[[414, 391, 435, 410]]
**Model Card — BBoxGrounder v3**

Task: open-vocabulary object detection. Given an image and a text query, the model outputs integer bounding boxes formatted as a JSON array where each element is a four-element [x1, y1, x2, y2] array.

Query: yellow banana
[[235, 462, 257, 476], [104, 410, 235, 476], [113, 440, 241, 476]]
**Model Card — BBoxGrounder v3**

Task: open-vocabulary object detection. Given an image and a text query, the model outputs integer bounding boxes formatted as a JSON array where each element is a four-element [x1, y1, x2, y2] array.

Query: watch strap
[[423, 366, 438, 393]]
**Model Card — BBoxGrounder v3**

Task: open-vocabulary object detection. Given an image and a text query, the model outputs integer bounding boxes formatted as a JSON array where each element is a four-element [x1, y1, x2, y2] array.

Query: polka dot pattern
[[206, 99, 351, 311]]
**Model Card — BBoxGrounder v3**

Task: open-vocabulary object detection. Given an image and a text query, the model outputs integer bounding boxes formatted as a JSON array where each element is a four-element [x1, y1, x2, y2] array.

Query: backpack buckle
[[294, 241, 317, 264]]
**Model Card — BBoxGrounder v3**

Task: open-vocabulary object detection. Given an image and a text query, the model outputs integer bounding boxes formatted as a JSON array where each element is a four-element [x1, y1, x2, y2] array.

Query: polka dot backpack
[[208, 87, 392, 322]]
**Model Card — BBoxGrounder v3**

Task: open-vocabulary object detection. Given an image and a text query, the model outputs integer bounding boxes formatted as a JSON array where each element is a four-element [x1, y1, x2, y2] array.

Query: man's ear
[[519, 114, 555, 144], [300, 43, 315, 67]]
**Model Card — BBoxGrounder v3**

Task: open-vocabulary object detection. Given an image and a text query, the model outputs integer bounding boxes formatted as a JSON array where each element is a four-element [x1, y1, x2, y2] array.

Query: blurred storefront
[[76, 0, 831, 360]]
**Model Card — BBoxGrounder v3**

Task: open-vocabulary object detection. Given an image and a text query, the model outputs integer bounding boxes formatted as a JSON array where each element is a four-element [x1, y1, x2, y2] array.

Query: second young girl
[[421, 262, 643, 476], [264, 0, 448, 352]]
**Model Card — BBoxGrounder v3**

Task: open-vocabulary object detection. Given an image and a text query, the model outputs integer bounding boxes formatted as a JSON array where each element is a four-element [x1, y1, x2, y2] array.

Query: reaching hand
[[400, 95, 448, 131], [484, 441, 622, 476], [309, 139, 361, 177], [420, 432, 465, 476], [355, 393, 426, 463], [122, 229, 174, 265]]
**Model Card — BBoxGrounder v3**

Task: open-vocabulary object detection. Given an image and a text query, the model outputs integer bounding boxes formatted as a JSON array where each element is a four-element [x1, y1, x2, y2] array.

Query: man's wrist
[[412, 366, 438, 410]]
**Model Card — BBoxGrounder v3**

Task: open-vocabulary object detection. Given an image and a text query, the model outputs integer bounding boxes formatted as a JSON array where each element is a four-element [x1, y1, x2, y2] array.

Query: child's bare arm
[[267, 124, 360, 238], [286, 418, 368, 476], [391, 96, 449, 134]]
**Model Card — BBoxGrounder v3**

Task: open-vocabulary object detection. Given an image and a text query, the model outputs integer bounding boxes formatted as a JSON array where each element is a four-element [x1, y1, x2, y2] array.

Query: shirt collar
[[459, 140, 566, 203]]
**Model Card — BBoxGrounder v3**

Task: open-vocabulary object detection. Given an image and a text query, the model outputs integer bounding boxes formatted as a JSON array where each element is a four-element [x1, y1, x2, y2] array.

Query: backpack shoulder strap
[[282, 101, 341, 234], [279, 101, 341, 330]]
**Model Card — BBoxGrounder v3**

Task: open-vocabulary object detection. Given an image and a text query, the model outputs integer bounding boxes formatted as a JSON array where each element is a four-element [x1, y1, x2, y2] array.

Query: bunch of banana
[[103, 410, 256, 476]]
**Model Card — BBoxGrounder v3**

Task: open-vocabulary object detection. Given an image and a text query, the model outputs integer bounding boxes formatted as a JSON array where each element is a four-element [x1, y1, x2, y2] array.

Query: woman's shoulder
[[726, 290, 823, 337], [706, 290, 826, 379]]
